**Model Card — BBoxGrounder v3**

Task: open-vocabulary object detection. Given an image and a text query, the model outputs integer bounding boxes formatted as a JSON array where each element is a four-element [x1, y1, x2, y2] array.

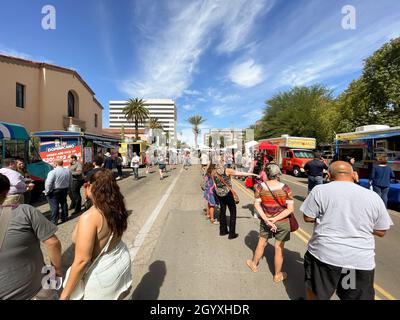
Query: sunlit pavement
[[40, 165, 399, 300]]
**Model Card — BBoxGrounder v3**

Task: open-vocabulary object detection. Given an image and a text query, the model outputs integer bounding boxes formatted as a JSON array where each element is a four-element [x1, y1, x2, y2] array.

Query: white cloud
[[0, 45, 55, 64], [216, 0, 274, 54], [211, 105, 230, 117], [206, 89, 241, 103], [182, 104, 195, 111], [184, 89, 202, 96], [242, 109, 263, 122], [275, 19, 400, 88], [121, 0, 273, 98], [0, 45, 33, 60], [228, 59, 264, 87]]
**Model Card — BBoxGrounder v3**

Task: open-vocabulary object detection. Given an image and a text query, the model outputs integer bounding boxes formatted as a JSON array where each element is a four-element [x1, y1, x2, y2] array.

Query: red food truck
[[258, 135, 317, 177]]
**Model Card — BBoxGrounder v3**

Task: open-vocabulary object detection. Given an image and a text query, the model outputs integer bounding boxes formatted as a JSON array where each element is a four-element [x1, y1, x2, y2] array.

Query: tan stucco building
[[0, 54, 103, 134]]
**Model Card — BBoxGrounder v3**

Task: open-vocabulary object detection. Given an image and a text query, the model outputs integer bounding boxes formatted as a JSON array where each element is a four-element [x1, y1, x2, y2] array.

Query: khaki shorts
[[260, 220, 290, 242]]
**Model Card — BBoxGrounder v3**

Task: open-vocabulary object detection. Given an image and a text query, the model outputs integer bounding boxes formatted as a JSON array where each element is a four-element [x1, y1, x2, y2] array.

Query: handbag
[[245, 177, 254, 188], [63, 233, 114, 300], [215, 174, 240, 204], [264, 183, 299, 232]]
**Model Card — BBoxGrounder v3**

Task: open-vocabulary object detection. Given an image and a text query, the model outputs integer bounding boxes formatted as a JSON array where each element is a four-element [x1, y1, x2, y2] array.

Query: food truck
[[119, 141, 148, 167], [31, 130, 120, 167], [0, 122, 53, 199], [335, 125, 400, 205], [259, 135, 317, 177]]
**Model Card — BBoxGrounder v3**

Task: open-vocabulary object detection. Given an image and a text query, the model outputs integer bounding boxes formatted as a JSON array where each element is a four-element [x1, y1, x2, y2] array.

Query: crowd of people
[[0, 145, 396, 300], [199, 148, 394, 299]]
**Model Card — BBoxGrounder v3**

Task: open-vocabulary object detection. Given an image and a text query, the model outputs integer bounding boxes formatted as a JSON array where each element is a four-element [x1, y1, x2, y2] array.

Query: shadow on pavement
[[244, 230, 306, 300], [241, 203, 256, 217], [294, 195, 307, 202], [61, 243, 75, 274], [131, 260, 167, 300]]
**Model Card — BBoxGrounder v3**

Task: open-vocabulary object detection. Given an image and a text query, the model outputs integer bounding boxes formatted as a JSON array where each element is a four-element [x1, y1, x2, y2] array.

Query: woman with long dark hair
[[60, 169, 132, 300], [212, 162, 258, 239]]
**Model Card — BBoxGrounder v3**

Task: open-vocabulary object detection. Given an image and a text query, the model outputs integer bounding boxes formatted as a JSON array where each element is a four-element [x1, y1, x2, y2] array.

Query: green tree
[[337, 37, 400, 130], [147, 117, 163, 130], [123, 98, 149, 141], [188, 115, 206, 148], [256, 85, 338, 143]]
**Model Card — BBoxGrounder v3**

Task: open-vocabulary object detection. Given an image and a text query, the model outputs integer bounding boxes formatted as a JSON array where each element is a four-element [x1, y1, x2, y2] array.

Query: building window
[[68, 91, 75, 117], [94, 113, 98, 128], [16, 83, 25, 108]]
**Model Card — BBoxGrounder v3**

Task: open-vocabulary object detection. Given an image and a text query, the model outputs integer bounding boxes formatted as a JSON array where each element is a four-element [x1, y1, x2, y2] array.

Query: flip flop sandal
[[246, 260, 258, 273], [273, 272, 288, 283]]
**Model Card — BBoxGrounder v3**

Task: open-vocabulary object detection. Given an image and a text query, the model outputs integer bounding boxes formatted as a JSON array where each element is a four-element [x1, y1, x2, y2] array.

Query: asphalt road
[[39, 164, 399, 300]]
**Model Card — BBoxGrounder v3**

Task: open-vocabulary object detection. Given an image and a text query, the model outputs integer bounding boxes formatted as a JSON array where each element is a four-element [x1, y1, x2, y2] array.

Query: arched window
[[68, 91, 75, 117]]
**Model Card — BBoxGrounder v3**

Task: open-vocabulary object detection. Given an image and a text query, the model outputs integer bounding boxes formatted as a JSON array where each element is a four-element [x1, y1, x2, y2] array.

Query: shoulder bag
[[63, 233, 114, 300], [264, 183, 299, 232], [215, 174, 240, 204]]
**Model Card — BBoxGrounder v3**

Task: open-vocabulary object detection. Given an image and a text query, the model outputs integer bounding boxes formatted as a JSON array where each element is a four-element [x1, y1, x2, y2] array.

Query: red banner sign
[[40, 146, 82, 167]]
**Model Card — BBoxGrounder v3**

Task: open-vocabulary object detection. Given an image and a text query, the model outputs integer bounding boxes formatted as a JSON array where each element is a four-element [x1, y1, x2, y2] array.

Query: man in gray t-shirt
[[300, 161, 393, 300], [0, 205, 63, 300], [0, 173, 62, 300]]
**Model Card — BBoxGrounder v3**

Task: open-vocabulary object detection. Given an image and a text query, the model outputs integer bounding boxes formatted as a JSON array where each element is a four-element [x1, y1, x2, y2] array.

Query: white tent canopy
[[226, 143, 238, 149], [197, 144, 211, 150], [245, 140, 259, 147]]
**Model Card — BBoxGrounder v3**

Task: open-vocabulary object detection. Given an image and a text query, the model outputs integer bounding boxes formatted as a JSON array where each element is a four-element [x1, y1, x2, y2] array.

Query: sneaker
[[228, 233, 239, 240]]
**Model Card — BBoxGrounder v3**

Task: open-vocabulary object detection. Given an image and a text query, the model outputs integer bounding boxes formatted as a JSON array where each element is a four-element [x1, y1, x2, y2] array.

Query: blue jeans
[[308, 175, 324, 192], [47, 188, 69, 224], [133, 167, 139, 179], [373, 186, 389, 208]]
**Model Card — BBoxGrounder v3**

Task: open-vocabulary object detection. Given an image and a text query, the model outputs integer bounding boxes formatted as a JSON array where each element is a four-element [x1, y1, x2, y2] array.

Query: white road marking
[[129, 167, 184, 260]]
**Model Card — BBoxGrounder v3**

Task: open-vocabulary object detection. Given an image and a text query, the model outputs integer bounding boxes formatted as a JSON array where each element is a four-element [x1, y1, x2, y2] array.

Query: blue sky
[[1, 0, 400, 145]]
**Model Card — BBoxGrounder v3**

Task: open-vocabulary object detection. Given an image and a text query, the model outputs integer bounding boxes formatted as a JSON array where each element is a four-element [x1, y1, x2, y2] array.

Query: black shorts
[[304, 251, 375, 300]]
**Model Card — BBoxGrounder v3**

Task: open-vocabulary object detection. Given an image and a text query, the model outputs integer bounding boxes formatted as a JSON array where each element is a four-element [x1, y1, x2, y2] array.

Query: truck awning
[[84, 133, 120, 143], [352, 131, 400, 141], [0, 122, 30, 140], [31, 130, 82, 138], [258, 141, 278, 151], [93, 141, 117, 149]]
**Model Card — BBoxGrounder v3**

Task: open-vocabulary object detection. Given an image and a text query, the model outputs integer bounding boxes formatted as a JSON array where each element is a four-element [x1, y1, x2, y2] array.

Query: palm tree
[[188, 115, 206, 149], [123, 98, 149, 141], [147, 117, 163, 130], [121, 124, 125, 142]]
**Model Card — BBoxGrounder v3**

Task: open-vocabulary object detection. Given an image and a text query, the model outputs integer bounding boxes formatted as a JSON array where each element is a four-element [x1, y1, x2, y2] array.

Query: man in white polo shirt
[[300, 161, 393, 300]]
